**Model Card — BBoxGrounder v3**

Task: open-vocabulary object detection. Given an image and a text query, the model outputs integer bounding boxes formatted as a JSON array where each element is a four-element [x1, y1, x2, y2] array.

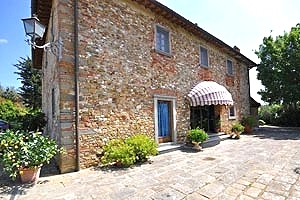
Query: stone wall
[[75, 0, 251, 168], [43, 0, 252, 171], [41, 0, 78, 173]]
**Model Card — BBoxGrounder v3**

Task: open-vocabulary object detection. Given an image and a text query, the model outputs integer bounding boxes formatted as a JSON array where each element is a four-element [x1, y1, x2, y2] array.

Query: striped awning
[[187, 81, 234, 106]]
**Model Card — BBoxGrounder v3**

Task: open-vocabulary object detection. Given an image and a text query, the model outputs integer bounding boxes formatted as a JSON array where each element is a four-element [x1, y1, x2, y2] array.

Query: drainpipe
[[74, 0, 80, 171]]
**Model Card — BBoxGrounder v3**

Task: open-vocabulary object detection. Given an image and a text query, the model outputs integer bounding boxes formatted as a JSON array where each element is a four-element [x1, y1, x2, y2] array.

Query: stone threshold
[[158, 132, 230, 154]]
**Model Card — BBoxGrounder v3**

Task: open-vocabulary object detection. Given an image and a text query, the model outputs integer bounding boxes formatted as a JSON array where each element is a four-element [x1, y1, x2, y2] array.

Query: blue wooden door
[[158, 101, 171, 143]]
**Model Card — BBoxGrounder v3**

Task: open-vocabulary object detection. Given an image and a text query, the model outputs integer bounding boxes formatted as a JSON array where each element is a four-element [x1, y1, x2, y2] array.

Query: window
[[228, 106, 236, 119], [227, 59, 233, 76], [155, 25, 170, 54], [52, 88, 55, 118], [200, 46, 209, 67]]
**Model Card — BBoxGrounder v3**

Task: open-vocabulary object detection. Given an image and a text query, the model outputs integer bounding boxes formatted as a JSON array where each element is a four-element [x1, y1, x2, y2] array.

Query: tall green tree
[[255, 24, 300, 105], [14, 57, 42, 109]]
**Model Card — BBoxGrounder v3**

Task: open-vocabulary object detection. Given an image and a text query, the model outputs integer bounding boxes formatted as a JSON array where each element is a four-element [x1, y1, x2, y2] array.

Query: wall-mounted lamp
[[22, 15, 62, 58]]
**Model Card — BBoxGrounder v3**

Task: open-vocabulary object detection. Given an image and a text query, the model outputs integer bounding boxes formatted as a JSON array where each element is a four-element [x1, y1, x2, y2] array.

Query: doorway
[[157, 101, 172, 143], [154, 95, 176, 144], [190, 105, 215, 132]]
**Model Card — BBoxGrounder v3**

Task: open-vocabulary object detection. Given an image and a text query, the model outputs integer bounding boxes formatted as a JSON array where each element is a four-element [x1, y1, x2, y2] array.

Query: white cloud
[[0, 39, 8, 44]]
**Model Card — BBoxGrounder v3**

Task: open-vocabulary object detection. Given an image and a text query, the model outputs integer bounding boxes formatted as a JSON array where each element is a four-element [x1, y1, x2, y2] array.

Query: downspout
[[74, 0, 80, 171]]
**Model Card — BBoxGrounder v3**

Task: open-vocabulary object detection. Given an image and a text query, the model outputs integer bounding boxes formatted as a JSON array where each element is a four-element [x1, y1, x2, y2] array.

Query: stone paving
[[1, 126, 300, 200]]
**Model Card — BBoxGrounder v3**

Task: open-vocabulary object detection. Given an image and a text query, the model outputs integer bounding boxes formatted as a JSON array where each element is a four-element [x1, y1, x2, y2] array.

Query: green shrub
[[101, 139, 136, 167], [241, 116, 256, 127], [258, 104, 300, 126], [101, 134, 158, 167], [0, 98, 46, 132], [231, 123, 245, 133], [187, 128, 208, 143], [125, 134, 158, 162], [231, 123, 245, 139], [258, 104, 282, 125], [0, 98, 27, 130], [21, 110, 47, 132]]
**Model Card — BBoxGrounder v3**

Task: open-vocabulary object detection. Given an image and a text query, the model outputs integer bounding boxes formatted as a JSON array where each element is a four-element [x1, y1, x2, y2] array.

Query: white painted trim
[[153, 95, 177, 143], [228, 105, 236, 120]]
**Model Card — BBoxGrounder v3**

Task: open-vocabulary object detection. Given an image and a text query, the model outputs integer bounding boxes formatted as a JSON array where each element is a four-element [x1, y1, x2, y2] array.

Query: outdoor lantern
[[22, 16, 46, 41], [21, 15, 62, 59]]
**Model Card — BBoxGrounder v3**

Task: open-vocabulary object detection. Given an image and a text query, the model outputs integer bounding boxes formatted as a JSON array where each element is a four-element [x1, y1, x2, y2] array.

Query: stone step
[[158, 132, 230, 154], [158, 142, 181, 154], [202, 132, 228, 148]]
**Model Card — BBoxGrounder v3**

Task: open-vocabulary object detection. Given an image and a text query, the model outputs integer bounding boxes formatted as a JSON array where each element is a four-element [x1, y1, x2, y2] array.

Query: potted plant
[[0, 130, 63, 183], [241, 116, 256, 133], [186, 128, 208, 150], [231, 123, 245, 139]]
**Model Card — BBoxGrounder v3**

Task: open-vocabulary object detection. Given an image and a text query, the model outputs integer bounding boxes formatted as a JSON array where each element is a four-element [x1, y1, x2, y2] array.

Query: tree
[[14, 57, 42, 109], [0, 97, 27, 129], [0, 85, 19, 102], [255, 24, 300, 105]]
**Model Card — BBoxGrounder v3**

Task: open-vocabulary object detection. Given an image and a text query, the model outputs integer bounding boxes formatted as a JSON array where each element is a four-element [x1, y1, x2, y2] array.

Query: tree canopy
[[256, 24, 300, 105], [14, 57, 42, 109], [0, 85, 19, 102]]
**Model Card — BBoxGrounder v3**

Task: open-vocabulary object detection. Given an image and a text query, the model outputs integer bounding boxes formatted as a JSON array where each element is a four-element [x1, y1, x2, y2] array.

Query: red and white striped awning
[[187, 81, 234, 106]]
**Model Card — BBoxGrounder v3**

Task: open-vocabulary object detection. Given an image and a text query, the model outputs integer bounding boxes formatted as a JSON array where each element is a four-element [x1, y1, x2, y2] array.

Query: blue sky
[[1, 0, 299, 104], [157, 0, 300, 104], [0, 0, 31, 89]]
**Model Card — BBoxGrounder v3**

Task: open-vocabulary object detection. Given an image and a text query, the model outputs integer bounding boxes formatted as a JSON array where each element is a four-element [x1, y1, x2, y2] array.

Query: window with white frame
[[155, 25, 170, 55], [227, 59, 233, 76], [200, 46, 209, 67], [228, 106, 236, 119]]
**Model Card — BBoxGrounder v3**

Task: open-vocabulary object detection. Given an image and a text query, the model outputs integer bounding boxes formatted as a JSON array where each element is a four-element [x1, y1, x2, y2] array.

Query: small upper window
[[200, 46, 209, 67], [228, 106, 236, 119], [155, 25, 170, 55], [227, 59, 233, 76]]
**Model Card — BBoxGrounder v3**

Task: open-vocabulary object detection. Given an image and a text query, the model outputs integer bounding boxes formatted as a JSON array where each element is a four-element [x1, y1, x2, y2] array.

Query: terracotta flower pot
[[192, 141, 202, 151], [19, 166, 41, 184], [244, 125, 253, 133]]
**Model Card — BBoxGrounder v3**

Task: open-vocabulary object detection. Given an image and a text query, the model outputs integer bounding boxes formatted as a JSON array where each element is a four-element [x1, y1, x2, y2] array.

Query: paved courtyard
[[1, 126, 300, 200]]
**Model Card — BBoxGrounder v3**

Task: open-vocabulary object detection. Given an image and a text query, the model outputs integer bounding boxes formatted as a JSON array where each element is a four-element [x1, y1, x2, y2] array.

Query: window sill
[[200, 64, 209, 68], [155, 49, 172, 57]]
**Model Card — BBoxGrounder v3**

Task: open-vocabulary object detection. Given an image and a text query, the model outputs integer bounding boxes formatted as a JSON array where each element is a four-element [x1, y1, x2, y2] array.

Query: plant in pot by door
[[231, 123, 245, 139], [241, 116, 256, 133], [0, 130, 64, 183], [186, 128, 208, 151]]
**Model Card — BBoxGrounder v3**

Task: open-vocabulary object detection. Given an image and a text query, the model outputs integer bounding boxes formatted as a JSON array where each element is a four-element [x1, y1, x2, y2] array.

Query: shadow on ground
[[250, 126, 300, 140], [0, 159, 59, 195], [1, 125, 299, 197]]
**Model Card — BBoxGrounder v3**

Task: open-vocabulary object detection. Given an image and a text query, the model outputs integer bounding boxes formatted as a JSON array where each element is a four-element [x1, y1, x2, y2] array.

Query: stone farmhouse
[[31, 0, 257, 173]]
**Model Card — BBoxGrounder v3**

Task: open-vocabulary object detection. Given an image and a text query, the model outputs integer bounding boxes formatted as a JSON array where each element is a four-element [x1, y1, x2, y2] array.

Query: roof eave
[[132, 0, 257, 67], [31, 0, 52, 68], [31, 0, 257, 68]]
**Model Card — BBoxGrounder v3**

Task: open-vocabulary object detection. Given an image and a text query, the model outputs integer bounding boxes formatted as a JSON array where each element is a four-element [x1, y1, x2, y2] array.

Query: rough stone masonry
[[41, 0, 252, 172]]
